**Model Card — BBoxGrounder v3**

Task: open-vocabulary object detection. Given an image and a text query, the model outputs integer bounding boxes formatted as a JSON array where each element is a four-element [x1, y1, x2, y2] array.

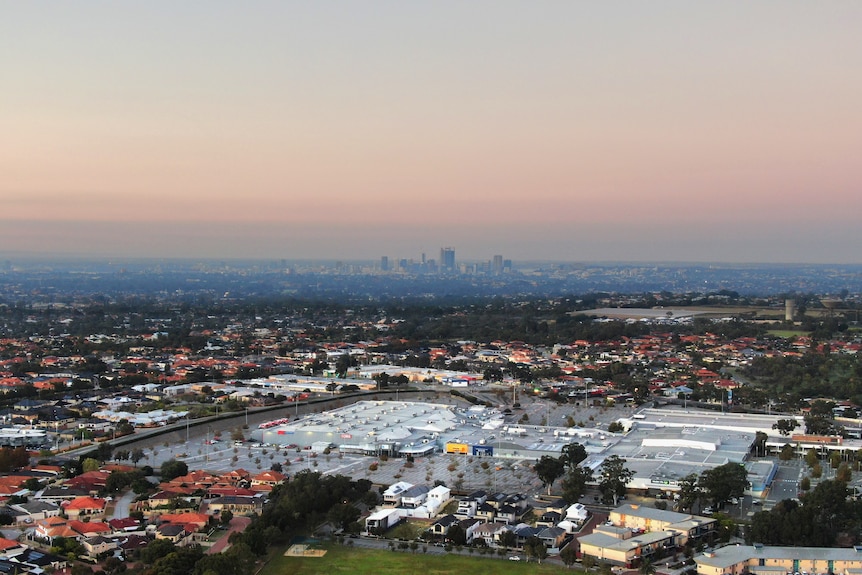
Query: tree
[[483, 367, 503, 382], [534, 455, 565, 495], [523, 536, 547, 563], [327, 503, 361, 531], [220, 509, 234, 526], [130, 448, 145, 467], [560, 543, 578, 567], [0, 447, 31, 472], [116, 419, 135, 435], [498, 529, 517, 550], [446, 523, 466, 546], [639, 557, 657, 575], [772, 419, 798, 436], [22, 477, 41, 491], [105, 471, 133, 493], [95, 441, 113, 462], [160, 459, 189, 481], [779, 444, 795, 461], [805, 414, 842, 436], [676, 473, 702, 513], [139, 538, 177, 564], [699, 463, 748, 507], [805, 448, 820, 468], [598, 455, 633, 506], [82, 457, 100, 472], [607, 421, 624, 433], [560, 443, 588, 471], [561, 466, 593, 503], [836, 462, 852, 483]]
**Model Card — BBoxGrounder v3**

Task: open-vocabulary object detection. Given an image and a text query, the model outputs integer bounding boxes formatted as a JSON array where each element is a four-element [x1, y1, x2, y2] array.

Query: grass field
[[766, 329, 810, 338], [259, 543, 579, 575]]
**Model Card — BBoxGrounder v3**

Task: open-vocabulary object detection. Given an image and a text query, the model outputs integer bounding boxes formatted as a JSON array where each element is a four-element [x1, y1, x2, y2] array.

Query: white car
[[508, 556, 521, 561]]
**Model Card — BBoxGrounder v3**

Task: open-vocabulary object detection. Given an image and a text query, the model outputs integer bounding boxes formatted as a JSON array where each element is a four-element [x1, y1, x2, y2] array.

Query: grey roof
[[402, 485, 430, 499], [697, 545, 862, 569], [613, 503, 712, 524]]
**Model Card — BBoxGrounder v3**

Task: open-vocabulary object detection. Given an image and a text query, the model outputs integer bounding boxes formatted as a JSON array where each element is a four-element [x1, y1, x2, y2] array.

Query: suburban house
[[430, 514, 459, 538], [365, 507, 407, 533], [206, 495, 262, 516], [62, 496, 107, 519], [250, 470, 286, 493], [382, 481, 414, 506], [81, 535, 118, 558], [472, 522, 511, 547], [400, 485, 430, 508], [5, 500, 61, 524]]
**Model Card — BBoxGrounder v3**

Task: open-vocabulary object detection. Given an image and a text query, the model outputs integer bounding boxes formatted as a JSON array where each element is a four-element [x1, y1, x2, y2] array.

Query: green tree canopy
[[534, 455, 565, 496], [561, 466, 593, 504], [560, 443, 588, 471], [699, 463, 748, 507], [160, 459, 189, 481], [598, 455, 633, 506]]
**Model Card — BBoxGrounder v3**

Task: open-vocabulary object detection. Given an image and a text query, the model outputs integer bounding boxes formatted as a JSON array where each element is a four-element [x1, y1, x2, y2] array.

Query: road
[[111, 488, 137, 519]]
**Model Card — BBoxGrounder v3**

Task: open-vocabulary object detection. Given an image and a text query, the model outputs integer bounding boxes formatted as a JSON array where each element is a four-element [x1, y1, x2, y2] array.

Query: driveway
[[207, 516, 251, 554]]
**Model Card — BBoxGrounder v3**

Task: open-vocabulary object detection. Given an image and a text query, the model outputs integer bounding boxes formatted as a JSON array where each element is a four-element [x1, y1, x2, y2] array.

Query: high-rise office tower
[[380, 256, 389, 272], [440, 247, 455, 271], [493, 254, 503, 274]]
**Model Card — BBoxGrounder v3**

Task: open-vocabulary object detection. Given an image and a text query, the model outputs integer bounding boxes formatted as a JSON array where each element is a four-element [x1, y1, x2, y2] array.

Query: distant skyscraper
[[440, 247, 455, 271], [493, 254, 503, 275], [380, 256, 389, 272]]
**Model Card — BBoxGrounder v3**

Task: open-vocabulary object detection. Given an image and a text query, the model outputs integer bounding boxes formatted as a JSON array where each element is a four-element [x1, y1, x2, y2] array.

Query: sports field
[[259, 543, 579, 575]]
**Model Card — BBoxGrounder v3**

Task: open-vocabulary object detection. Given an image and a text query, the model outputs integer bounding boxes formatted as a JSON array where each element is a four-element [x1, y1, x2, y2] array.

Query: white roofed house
[[564, 502, 590, 526], [425, 485, 451, 513], [382, 481, 413, 507], [365, 508, 407, 535]]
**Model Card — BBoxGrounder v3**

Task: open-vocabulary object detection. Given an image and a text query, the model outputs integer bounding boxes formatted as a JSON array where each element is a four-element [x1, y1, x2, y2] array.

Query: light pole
[[245, 407, 249, 427]]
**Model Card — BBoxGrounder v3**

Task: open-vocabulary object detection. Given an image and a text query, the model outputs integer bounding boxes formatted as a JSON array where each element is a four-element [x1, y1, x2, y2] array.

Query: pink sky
[[2, 2, 861, 262]]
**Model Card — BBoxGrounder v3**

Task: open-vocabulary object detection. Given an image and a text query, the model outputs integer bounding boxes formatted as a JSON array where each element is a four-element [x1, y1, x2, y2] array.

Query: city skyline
[[2, 2, 861, 264]]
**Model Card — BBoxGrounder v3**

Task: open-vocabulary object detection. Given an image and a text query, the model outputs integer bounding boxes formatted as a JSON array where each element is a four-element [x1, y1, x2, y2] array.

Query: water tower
[[785, 299, 796, 321]]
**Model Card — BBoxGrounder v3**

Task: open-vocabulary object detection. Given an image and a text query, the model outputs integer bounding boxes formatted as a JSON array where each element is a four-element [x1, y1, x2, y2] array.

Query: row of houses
[[365, 484, 592, 554], [0, 462, 288, 568]]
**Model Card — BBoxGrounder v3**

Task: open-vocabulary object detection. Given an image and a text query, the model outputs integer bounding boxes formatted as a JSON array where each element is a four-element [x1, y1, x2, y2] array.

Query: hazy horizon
[[3, 2, 861, 264]]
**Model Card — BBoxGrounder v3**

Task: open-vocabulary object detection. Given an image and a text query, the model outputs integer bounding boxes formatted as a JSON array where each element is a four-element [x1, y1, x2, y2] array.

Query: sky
[[2, 2, 861, 264]]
